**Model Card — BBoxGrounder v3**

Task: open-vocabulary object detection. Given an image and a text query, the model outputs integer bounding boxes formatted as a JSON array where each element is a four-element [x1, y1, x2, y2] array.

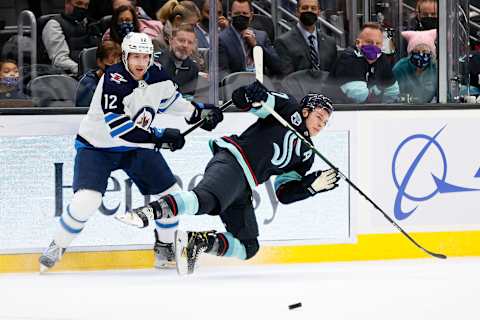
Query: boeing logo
[[392, 126, 480, 220]]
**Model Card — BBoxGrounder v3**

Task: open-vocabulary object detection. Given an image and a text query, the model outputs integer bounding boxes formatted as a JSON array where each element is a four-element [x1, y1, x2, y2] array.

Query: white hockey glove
[[304, 168, 340, 194]]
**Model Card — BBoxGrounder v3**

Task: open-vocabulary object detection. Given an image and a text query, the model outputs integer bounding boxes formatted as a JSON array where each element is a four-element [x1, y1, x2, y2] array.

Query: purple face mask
[[360, 44, 382, 61]]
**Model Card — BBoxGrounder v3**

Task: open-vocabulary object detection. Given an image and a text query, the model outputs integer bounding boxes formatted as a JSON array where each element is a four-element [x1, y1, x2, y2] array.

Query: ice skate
[[115, 198, 175, 228], [114, 205, 154, 228], [154, 230, 176, 269], [39, 241, 66, 273], [175, 230, 215, 275]]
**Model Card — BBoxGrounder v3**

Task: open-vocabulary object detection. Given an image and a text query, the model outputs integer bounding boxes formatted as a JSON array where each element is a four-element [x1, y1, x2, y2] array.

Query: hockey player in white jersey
[[39, 32, 223, 272]]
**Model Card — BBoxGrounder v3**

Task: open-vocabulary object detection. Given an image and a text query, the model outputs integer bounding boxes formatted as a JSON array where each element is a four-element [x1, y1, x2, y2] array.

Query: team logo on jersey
[[138, 80, 147, 88], [133, 107, 155, 129], [110, 72, 128, 84], [271, 131, 303, 168], [291, 112, 302, 126]]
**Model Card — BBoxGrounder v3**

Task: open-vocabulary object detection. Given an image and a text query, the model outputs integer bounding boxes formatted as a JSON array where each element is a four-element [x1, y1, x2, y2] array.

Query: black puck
[[288, 302, 302, 310]]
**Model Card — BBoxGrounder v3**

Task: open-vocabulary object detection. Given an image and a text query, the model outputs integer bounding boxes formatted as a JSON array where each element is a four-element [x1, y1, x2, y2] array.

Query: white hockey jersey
[[76, 63, 195, 151]]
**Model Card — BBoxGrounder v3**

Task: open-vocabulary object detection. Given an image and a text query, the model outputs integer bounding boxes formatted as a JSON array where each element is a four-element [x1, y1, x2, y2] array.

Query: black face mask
[[299, 11, 318, 27], [201, 18, 209, 30], [70, 6, 88, 21], [418, 17, 438, 30], [232, 15, 250, 31]]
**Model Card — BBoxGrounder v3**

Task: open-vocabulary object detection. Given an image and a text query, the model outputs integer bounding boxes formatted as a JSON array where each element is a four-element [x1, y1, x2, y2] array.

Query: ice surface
[[0, 258, 478, 320]]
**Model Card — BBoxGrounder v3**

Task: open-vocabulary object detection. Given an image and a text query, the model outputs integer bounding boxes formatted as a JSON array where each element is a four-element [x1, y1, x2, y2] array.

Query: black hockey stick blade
[[182, 99, 234, 137]]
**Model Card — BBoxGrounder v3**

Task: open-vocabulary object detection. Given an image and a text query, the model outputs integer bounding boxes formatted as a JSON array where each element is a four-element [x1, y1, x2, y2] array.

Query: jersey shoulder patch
[[103, 64, 135, 97], [109, 72, 128, 84], [290, 111, 302, 126]]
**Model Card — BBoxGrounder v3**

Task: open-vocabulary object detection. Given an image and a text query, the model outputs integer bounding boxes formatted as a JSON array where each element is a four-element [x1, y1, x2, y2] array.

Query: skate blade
[[39, 264, 50, 274], [154, 260, 176, 269], [174, 230, 189, 276], [114, 211, 145, 228]]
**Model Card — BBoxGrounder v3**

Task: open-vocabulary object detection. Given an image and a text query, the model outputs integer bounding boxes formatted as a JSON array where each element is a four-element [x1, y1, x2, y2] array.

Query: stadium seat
[[27, 74, 78, 107], [281, 69, 330, 102], [78, 47, 97, 75], [220, 71, 274, 105]]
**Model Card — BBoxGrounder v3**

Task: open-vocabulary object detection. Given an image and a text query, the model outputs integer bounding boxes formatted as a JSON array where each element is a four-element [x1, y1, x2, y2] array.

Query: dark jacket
[[75, 69, 100, 107], [274, 25, 337, 75], [326, 46, 399, 104], [155, 50, 199, 96], [218, 26, 282, 78], [52, 13, 99, 63], [194, 25, 210, 49]]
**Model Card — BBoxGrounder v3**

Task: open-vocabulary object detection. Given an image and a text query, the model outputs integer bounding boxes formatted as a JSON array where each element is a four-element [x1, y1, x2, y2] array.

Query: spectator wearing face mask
[[274, 0, 337, 75], [104, 5, 141, 45], [0, 59, 28, 99], [75, 41, 122, 107], [154, 24, 199, 97], [218, 0, 282, 78], [393, 30, 437, 103], [42, 0, 100, 75], [103, 0, 164, 44], [409, 0, 438, 31], [327, 22, 399, 104]]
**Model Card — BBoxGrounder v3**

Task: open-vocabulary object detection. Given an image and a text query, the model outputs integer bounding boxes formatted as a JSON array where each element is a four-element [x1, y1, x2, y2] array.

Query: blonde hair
[[156, 0, 200, 23]]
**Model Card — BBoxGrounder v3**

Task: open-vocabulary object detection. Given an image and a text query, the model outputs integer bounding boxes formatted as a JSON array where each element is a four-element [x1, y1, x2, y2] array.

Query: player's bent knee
[[241, 239, 260, 259], [70, 189, 102, 220]]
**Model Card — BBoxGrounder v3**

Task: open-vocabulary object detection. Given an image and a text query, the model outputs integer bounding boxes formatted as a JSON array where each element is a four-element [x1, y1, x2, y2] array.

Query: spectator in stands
[[218, 0, 282, 77], [103, 0, 164, 43], [193, 0, 229, 48], [393, 30, 437, 103], [112, 0, 152, 20], [0, 59, 28, 99], [409, 0, 438, 31], [156, 0, 201, 49], [106, 5, 141, 45], [327, 22, 399, 104], [42, 0, 99, 75], [274, 0, 337, 74], [75, 41, 121, 107], [154, 24, 199, 97]]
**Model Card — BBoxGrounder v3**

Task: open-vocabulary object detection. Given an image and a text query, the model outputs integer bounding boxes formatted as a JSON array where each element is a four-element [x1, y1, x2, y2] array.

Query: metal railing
[[17, 10, 37, 92]]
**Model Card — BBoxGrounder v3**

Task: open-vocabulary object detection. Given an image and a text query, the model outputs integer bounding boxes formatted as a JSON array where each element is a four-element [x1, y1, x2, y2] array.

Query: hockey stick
[[181, 99, 234, 137], [252, 48, 446, 260]]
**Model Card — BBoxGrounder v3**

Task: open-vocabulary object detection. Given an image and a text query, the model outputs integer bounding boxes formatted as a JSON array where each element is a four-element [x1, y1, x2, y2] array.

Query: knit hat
[[402, 29, 437, 56]]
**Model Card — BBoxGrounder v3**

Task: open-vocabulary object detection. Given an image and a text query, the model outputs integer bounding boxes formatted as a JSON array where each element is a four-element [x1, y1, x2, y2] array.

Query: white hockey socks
[[53, 189, 102, 248], [153, 184, 182, 244]]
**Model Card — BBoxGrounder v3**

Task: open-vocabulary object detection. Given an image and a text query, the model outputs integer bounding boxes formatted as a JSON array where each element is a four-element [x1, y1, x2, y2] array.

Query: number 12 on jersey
[[103, 94, 118, 110]]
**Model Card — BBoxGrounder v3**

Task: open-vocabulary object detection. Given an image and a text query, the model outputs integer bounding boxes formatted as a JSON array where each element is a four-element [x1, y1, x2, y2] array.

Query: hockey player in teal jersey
[[39, 32, 223, 272], [115, 81, 340, 275]]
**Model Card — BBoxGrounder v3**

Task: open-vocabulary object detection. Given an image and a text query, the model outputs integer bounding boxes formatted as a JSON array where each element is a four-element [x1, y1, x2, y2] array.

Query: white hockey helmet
[[121, 32, 154, 72]]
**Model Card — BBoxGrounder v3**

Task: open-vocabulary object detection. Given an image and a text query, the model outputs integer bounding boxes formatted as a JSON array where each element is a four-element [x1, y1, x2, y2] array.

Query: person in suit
[[218, 0, 282, 78], [274, 0, 337, 75]]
